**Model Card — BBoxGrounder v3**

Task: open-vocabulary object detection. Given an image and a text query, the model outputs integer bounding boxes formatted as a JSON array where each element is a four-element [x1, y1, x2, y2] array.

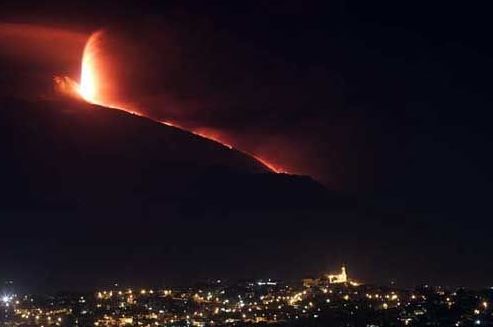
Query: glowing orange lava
[[53, 76, 82, 99], [60, 31, 286, 174], [79, 32, 100, 102], [53, 31, 107, 105]]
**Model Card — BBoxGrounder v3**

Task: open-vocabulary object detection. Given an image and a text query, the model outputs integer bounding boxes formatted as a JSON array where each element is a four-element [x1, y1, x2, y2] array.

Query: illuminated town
[[1, 266, 492, 327]]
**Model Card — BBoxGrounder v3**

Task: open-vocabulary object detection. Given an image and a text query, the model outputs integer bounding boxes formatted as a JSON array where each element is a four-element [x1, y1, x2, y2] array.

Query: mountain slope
[[0, 97, 490, 290], [0, 97, 333, 209]]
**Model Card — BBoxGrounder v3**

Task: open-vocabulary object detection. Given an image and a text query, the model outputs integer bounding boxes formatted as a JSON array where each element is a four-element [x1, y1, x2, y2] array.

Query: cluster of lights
[[1, 284, 491, 327], [2, 266, 492, 326]]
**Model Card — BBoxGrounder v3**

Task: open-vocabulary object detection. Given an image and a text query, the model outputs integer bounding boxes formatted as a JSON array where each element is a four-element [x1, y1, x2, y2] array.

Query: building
[[303, 264, 353, 287], [326, 264, 348, 284]]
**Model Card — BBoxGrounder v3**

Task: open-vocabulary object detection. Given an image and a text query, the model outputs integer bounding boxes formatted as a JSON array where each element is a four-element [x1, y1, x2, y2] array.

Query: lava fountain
[[76, 30, 124, 110], [79, 31, 102, 103], [54, 31, 119, 108], [56, 31, 286, 174]]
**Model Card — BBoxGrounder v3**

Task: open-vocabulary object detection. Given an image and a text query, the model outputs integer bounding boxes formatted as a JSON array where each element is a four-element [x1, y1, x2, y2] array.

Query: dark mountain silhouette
[[0, 97, 342, 211], [0, 97, 489, 291], [0, 97, 355, 290]]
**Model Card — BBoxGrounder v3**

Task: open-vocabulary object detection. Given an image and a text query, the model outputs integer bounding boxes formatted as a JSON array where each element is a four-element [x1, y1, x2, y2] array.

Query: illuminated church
[[303, 264, 357, 287], [326, 264, 348, 284]]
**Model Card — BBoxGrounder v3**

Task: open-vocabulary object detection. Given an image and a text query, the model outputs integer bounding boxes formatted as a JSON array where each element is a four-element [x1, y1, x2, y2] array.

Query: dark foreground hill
[[0, 97, 355, 290], [0, 98, 490, 291]]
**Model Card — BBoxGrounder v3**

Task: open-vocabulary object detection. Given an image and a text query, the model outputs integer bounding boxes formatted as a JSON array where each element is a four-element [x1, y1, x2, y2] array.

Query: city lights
[[1, 264, 492, 326], [2, 295, 10, 303]]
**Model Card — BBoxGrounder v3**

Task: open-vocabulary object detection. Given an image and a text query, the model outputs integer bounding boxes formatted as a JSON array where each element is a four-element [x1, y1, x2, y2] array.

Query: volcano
[[0, 97, 356, 290], [0, 97, 331, 210], [0, 97, 486, 291]]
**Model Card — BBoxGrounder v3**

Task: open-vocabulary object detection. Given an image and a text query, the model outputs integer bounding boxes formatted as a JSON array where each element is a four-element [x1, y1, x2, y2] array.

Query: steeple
[[326, 264, 348, 284], [341, 264, 347, 282]]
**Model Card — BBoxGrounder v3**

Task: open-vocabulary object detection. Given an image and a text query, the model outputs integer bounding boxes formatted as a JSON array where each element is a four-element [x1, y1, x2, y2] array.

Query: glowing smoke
[[58, 30, 287, 174]]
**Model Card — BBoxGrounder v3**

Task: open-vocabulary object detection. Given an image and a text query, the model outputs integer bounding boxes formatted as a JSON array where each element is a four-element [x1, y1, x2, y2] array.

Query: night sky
[[0, 1, 492, 290]]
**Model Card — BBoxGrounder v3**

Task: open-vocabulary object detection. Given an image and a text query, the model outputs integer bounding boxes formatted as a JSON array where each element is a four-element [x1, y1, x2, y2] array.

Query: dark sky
[[0, 0, 492, 289]]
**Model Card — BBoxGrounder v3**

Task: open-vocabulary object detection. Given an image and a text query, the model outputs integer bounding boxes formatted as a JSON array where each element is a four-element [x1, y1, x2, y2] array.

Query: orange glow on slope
[[53, 76, 83, 99], [249, 154, 286, 174], [166, 122, 286, 173], [192, 127, 234, 150], [61, 31, 287, 174]]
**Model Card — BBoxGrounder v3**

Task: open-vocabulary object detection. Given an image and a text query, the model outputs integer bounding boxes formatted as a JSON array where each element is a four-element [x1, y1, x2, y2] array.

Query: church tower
[[327, 264, 348, 284], [340, 264, 348, 283]]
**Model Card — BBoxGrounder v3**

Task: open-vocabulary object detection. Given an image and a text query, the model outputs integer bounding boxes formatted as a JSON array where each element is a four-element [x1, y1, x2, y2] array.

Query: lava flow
[[55, 31, 286, 174]]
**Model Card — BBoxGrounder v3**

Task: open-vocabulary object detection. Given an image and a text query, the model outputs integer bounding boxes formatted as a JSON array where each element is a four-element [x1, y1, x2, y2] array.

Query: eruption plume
[[79, 31, 103, 103], [55, 30, 286, 174]]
